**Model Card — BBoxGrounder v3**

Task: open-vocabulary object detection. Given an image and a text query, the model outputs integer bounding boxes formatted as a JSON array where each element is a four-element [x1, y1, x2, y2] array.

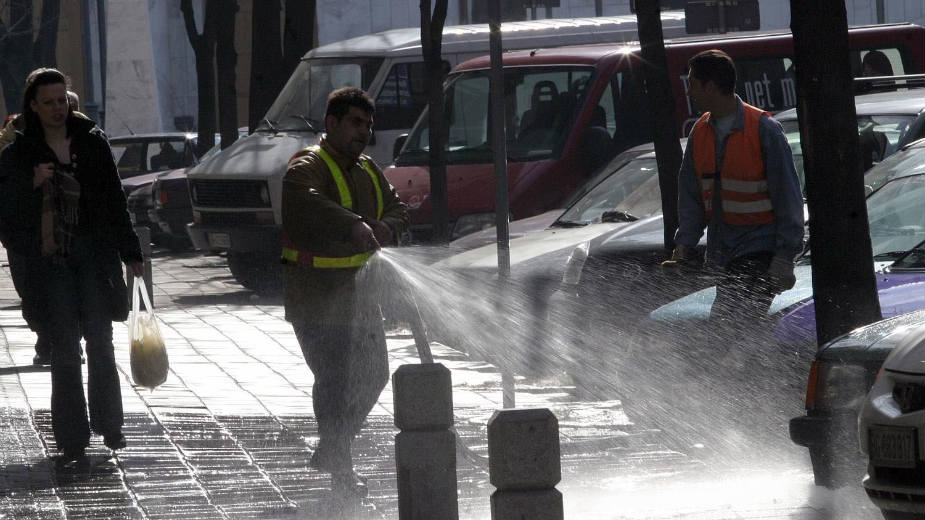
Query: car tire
[[807, 442, 865, 488], [227, 252, 281, 294]]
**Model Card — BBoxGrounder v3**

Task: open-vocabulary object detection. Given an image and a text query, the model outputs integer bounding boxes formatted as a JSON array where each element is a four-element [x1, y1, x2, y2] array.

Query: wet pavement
[[0, 248, 883, 519]]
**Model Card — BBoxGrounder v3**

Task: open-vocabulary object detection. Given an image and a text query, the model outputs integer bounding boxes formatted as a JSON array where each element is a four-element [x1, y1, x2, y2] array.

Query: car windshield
[[398, 66, 594, 165], [863, 140, 925, 193], [110, 138, 191, 178], [867, 173, 925, 260], [260, 57, 383, 132], [782, 114, 916, 187], [556, 157, 661, 225]]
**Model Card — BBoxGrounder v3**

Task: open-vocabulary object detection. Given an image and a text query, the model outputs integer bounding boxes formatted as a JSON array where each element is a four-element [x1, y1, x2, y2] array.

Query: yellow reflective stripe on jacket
[[313, 146, 354, 209], [311, 252, 372, 268], [281, 247, 299, 263]]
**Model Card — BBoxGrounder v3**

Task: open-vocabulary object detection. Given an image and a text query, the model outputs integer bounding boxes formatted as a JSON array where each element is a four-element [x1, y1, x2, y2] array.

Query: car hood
[[186, 131, 315, 179], [447, 209, 564, 252], [121, 171, 162, 190], [649, 261, 901, 324], [818, 309, 925, 361], [881, 322, 925, 374], [433, 221, 626, 270]]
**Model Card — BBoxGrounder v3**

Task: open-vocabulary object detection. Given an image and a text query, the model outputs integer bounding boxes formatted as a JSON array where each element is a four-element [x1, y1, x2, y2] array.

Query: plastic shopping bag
[[129, 277, 168, 389]]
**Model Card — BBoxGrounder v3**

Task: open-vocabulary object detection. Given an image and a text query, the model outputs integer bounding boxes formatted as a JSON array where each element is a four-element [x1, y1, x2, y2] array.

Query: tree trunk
[[421, 0, 449, 243], [790, 1, 882, 345], [0, 0, 60, 116], [33, 0, 61, 67], [283, 0, 316, 76], [215, 0, 238, 149], [181, 0, 217, 155], [635, 0, 682, 251], [249, 0, 283, 131]]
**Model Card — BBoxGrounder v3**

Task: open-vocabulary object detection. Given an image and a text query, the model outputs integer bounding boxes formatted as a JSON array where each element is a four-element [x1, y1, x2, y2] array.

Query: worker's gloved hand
[[368, 219, 394, 247], [767, 255, 796, 292], [660, 244, 700, 269], [351, 220, 381, 252]]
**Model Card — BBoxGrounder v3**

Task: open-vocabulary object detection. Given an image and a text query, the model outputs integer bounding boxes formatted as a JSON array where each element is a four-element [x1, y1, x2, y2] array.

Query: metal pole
[[97, 0, 107, 129], [876, 0, 885, 24], [489, 0, 513, 409]]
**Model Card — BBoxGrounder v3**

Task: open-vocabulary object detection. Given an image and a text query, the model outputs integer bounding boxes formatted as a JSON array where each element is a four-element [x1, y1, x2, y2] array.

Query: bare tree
[[421, 0, 450, 243], [214, 0, 238, 149], [181, 0, 218, 155], [249, 0, 316, 131], [0, 0, 62, 116]]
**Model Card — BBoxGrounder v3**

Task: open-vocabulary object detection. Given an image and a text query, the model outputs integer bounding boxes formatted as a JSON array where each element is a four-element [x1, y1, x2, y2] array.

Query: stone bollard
[[488, 408, 562, 520], [127, 225, 154, 305], [393, 363, 459, 520]]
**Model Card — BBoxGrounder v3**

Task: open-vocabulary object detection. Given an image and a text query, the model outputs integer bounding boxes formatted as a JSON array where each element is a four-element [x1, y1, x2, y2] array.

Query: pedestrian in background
[[0, 68, 143, 466], [281, 87, 408, 496], [663, 49, 804, 325], [1, 84, 88, 366]]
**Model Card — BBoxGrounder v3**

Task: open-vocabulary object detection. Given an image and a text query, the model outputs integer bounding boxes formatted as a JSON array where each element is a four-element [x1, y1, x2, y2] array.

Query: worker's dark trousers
[[294, 316, 389, 471], [709, 251, 777, 327], [8, 250, 51, 354], [43, 237, 123, 453]]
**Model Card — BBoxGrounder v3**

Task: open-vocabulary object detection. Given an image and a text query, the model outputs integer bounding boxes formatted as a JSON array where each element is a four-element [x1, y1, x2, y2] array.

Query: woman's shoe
[[103, 432, 126, 451]]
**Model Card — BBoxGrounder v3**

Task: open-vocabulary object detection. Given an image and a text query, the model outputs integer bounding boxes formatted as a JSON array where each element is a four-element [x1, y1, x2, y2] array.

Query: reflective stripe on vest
[[281, 145, 384, 268], [692, 103, 775, 226]]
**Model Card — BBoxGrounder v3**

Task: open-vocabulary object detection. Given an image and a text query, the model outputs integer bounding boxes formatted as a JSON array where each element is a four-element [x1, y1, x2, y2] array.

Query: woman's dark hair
[[21, 68, 71, 131], [687, 50, 737, 95], [325, 86, 375, 121]]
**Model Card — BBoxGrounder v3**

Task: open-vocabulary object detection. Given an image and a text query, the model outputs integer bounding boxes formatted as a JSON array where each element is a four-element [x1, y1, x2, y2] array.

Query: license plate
[[207, 232, 231, 249], [869, 426, 917, 468]]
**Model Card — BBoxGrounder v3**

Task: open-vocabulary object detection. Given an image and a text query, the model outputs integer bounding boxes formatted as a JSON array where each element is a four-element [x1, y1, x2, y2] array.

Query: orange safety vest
[[281, 146, 384, 268], [691, 103, 775, 226]]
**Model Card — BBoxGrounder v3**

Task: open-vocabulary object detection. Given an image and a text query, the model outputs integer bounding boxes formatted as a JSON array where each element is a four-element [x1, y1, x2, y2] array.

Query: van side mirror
[[393, 134, 409, 161]]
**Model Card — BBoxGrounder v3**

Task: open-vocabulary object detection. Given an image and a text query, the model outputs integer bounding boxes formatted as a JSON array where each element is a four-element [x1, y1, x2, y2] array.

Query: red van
[[387, 23, 925, 241]]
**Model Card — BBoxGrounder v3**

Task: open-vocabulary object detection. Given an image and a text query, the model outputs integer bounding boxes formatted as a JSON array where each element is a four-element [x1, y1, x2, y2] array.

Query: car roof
[[776, 87, 925, 120]]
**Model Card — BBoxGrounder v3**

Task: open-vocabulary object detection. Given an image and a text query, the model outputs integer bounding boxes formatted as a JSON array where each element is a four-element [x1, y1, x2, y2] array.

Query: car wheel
[[227, 252, 280, 294], [807, 442, 865, 488]]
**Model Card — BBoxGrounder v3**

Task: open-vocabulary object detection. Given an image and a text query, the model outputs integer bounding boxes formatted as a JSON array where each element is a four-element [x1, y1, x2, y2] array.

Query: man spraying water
[[280, 87, 408, 496]]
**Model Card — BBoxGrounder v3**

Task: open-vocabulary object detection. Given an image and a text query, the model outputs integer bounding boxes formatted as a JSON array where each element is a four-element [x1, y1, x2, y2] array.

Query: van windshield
[[397, 66, 594, 165], [259, 57, 383, 132]]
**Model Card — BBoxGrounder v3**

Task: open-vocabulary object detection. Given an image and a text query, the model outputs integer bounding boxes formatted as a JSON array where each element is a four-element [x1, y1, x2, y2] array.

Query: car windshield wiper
[[601, 210, 638, 222], [258, 118, 278, 133], [282, 114, 321, 133], [874, 250, 914, 261], [552, 219, 588, 228]]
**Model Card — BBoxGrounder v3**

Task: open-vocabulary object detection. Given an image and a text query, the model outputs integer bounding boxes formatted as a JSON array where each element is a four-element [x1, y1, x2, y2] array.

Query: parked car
[[421, 142, 683, 373], [148, 140, 236, 251], [789, 309, 925, 490], [110, 133, 200, 232], [777, 86, 925, 185], [858, 321, 925, 519]]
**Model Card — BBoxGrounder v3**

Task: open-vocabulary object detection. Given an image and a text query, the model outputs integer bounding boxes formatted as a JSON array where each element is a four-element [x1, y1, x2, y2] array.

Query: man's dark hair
[[325, 87, 375, 121], [21, 67, 71, 131], [687, 50, 737, 95]]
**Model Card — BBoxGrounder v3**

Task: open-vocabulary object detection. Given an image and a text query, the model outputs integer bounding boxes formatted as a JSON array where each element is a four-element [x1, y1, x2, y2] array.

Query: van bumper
[[187, 223, 281, 254]]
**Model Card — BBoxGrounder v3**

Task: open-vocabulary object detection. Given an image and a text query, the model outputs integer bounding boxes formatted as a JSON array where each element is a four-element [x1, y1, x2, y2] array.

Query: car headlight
[[805, 360, 868, 412], [452, 213, 499, 239]]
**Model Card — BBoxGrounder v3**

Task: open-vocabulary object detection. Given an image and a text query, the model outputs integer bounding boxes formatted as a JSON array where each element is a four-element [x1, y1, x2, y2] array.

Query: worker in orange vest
[[664, 49, 804, 324]]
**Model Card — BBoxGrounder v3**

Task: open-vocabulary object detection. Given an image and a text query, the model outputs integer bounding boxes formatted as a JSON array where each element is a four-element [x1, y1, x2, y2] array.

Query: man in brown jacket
[[281, 87, 408, 496]]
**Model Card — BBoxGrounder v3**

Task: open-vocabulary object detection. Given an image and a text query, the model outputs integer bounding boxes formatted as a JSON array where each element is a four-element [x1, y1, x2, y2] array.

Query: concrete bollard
[[488, 408, 562, 520], [126, 225, 154, 305], [393, 363, 459, 520]]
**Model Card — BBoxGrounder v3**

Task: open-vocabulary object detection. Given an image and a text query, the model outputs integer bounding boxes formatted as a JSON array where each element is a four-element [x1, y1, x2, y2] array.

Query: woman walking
[[0, 68, 143, 466]]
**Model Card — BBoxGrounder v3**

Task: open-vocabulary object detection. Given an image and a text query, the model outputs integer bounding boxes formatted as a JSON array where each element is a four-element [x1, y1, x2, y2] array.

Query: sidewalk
[[0, 249, 874, 519]]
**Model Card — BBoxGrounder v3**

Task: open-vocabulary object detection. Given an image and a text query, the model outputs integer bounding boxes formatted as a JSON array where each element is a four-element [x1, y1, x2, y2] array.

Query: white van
[[186, 11, 689, 291]]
